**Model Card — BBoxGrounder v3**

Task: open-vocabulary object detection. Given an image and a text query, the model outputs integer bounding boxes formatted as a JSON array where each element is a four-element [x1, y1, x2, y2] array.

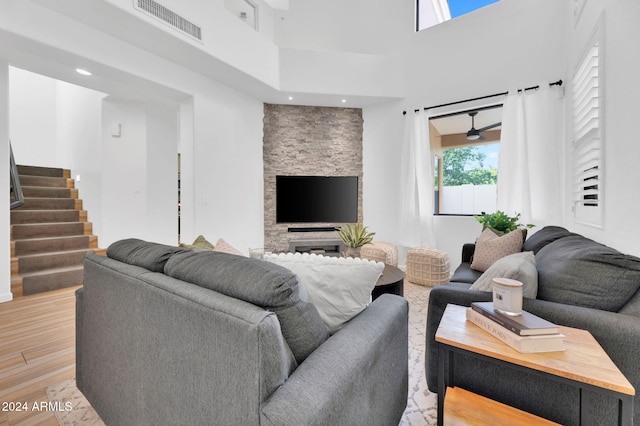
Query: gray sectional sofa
[[426, 226, 640, 425], [76, 239, 409, 426]]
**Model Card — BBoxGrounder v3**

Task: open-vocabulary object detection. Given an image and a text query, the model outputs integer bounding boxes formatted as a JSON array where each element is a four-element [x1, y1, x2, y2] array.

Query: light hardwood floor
[[0, 286, 79, 426]]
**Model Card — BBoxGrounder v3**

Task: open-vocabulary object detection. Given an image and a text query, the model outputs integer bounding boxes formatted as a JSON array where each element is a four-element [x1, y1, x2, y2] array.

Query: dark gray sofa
[[76, 239, 409, 426], [426, 226, 640, 425]]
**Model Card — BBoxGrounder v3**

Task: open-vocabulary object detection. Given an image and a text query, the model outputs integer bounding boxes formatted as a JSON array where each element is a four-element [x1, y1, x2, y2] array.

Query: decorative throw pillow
[[264, 253, 385, 334], [213, 238, 245, 256], [470, 251, 538, 299], [471, 228, 524, 272], [179, 235, 215, 251]]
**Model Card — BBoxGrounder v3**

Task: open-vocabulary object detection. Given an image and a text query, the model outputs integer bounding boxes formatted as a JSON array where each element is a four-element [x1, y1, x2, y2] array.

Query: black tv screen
[[276, 175, 358, 223]]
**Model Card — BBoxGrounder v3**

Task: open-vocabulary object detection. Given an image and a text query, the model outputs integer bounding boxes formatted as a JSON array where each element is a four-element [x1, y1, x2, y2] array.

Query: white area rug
[[400, 281, 438, 425], [46, 378, 105, 425], [47, 282, 437, 425]]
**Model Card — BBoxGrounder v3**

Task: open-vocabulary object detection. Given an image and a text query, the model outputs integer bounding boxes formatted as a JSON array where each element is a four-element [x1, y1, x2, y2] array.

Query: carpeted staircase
[[10, 165, 105, 297]]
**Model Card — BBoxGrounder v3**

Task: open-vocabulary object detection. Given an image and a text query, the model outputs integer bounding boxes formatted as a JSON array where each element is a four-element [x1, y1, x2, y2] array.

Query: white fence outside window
[[440, 184, 497, 215]]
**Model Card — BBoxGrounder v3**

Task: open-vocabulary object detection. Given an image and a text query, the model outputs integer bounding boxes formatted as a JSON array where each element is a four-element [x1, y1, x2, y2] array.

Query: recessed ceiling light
[[341, 99, 346, 103], [288, 96, 293, 100], [75, 68, 92, 76]]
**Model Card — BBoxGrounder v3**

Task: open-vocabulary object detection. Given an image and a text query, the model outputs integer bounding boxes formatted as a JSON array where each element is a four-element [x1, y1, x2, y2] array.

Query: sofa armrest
[[461, 243, 476, 264], [261, 294, 409, 426], [425, 285, 492, 391]]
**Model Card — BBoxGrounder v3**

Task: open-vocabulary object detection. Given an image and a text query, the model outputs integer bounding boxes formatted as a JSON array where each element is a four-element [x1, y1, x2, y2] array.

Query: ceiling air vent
[[135, 0, 202, 41]]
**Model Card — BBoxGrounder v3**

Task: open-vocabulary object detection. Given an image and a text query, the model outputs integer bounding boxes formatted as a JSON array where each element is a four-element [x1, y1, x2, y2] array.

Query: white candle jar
[[492, 277, 523, 316]]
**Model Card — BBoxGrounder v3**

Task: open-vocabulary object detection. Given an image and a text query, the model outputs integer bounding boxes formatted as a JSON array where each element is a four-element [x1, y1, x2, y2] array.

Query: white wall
[[4, 2, 266, 258], [273, 0, 413, 55], [363, 0, 570, 266], [146, 104, 179, 245], [565, 0, 640, 257], [56, 80, 106, 239], [101, 100, 149, 243], [362, 100, 403, 243], [0, 62, 11, 301], [364, 0, 640, 265], [178, 100, 195, 245], [406, 0, 569, 107], [189, 92, 264, 253], [102, 0, 280, 88], [9, 68, 58, 167], [99, 100, 180, 246], [9, 69, 181, 249], [279, 48, 404, 99]]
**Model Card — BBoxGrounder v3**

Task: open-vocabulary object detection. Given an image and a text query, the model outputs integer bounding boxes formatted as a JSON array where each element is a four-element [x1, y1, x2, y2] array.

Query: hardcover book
[[471, 302, 559, 336], [466, 308, 565, 353]]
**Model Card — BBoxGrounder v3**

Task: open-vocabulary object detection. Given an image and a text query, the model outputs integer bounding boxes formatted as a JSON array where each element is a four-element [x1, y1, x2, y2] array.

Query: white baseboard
[[0, 292, 14, 303]]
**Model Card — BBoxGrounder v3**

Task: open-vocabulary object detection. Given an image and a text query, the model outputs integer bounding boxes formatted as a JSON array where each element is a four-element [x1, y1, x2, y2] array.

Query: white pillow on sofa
[[470, 251, 538, 299], [264, 253, 385, 333]]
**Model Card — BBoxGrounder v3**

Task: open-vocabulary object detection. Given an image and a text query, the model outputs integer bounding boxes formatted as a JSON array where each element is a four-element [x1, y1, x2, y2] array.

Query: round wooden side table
[[372, 264, 404, 300]]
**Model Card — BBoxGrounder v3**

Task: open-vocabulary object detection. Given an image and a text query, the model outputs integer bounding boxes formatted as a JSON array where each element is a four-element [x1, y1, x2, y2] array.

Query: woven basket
[[406, 247, 450, 287], [360, 242, 398, 267]]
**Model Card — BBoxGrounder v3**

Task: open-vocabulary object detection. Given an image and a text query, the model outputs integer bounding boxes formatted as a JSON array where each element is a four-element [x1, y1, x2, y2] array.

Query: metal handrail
[[10, 143, 24, 210]]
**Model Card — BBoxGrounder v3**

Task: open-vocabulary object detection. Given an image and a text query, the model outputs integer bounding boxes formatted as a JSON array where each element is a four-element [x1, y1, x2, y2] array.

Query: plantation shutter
[[572, 35, 603, 226]]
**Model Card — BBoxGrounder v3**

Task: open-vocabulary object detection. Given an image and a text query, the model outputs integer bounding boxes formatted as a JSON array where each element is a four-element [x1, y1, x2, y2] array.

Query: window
[[572, 20, 603, 226], [430, 106, 502, 215], [417, 0, 500, 31]]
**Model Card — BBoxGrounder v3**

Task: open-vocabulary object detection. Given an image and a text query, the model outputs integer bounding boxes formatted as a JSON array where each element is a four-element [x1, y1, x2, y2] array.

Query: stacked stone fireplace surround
[[263, 104, 364, 252]]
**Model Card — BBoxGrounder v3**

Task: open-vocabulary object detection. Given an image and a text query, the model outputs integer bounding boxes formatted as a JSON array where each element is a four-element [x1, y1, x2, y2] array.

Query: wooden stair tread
[[10, 210, 87, 225], [14, 235, 91, 254], [19, 186, 77, 199], [19, 176, 73, 188], [11, 222, 90, 240], [14, 198, 80, 210], [11, 209, 81, 212], [14, 235, 90, 243], [16, 165, 70, 178], [17, 248, 94, 259], [19, 265, 84, 278], [17, 249, 95, 273]]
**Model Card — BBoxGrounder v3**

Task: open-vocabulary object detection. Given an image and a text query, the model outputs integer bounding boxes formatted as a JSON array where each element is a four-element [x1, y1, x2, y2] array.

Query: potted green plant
[[474, 211, 534, 236], [336, 223, 375, 258]]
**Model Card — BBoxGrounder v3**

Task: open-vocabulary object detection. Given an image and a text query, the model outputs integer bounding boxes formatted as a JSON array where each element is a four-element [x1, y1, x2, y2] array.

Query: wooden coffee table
[[435, 304, 635, 426], [372, 264, 404, 300]]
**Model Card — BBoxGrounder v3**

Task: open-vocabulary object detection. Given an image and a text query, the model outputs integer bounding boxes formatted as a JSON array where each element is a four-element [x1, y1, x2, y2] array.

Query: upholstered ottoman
[[406, 247, 450, 286], [361, 242, 399, 267]]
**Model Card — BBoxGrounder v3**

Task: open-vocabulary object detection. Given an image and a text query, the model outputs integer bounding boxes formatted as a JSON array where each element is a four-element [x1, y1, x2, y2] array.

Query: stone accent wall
[[263, 103, 363, 252]]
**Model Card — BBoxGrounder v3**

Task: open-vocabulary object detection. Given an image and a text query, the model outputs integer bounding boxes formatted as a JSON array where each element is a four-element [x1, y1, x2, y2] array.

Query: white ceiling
[[429, 106, 503, 136]]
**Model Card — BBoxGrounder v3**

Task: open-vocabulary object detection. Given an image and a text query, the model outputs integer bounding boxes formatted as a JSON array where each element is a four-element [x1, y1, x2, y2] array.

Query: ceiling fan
[[466, 111, 501, 141]]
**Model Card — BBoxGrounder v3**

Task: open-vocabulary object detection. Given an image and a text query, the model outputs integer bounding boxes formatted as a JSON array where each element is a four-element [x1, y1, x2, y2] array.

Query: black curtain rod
[[402, 79, 563, 115]]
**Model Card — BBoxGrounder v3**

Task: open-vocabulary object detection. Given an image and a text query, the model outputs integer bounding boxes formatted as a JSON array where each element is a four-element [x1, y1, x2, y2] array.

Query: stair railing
[[10, 143, 24, 210]]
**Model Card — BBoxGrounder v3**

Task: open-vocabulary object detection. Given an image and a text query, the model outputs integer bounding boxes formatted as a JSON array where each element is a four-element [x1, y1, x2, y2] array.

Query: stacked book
[[466, 302, 565, 353]]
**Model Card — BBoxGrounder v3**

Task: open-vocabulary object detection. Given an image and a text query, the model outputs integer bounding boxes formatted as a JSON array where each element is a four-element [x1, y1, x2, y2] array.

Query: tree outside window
[[442, 146, 497, 186]]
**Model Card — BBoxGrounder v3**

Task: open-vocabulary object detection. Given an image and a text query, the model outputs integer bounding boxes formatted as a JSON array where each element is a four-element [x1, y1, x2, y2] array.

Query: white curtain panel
[[399, 109, 436, 248], [497, 83, 564, 227]]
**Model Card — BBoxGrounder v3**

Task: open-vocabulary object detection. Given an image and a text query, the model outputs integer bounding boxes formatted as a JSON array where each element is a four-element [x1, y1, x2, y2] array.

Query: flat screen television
[[276, 175, 358, 223]]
